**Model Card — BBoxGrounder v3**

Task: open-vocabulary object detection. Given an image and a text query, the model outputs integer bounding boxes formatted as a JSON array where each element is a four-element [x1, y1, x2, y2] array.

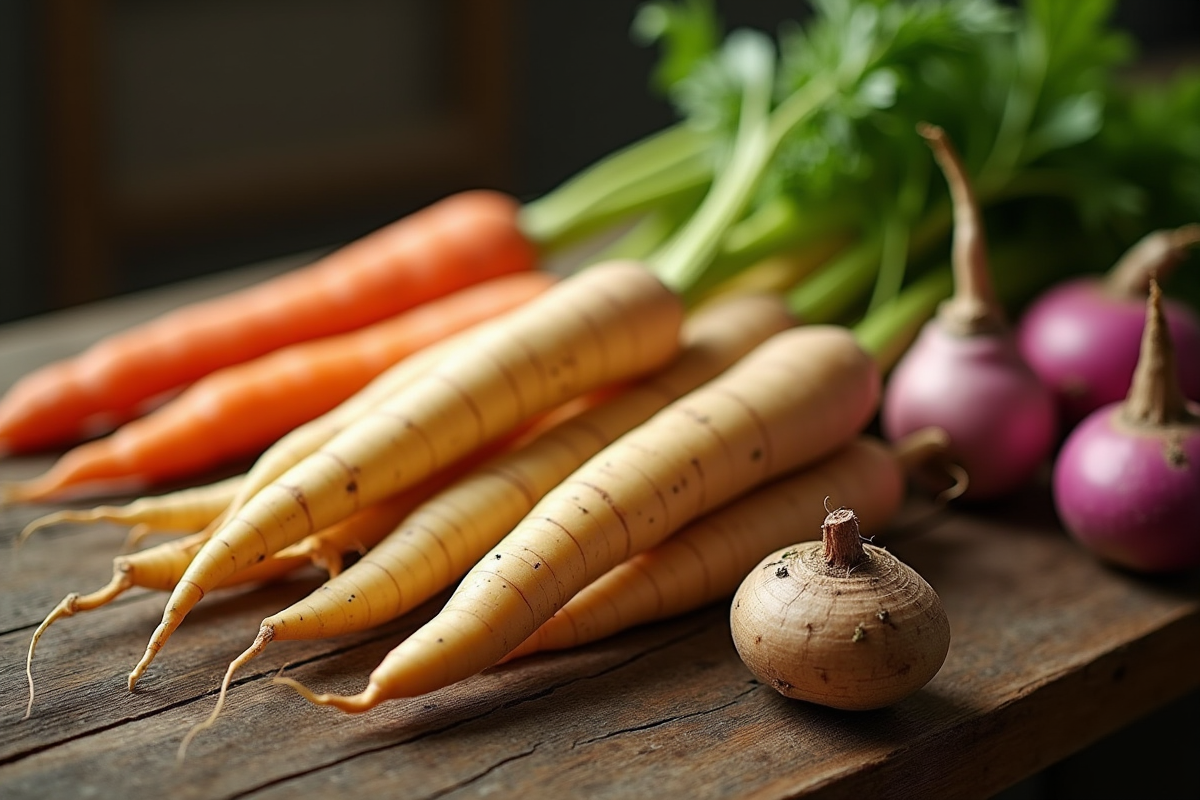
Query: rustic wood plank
[[0, 265, 1197, 800], [3, 501, 1195, 800]]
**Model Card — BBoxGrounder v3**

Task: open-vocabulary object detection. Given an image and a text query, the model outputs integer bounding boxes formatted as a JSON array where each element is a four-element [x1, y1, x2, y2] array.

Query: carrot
[[185, 293, 794, 731], [503, 431, 950, 661], [0, 190, 536, 455], [275, 324, 880, 711], [2, 273, 555, 504], [126, 260, 686, 688], [141, 26, 858, 692], [176, 388, 618, 759], [21, 463, 472, 720], [271, 293, 793, 635], [213, 293, 548, 534], [16, 475, 243, 548], [209, 324, 479, 533]]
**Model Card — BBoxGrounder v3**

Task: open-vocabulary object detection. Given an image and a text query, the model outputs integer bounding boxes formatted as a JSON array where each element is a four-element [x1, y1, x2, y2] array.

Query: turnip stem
[[1107, 224, 1200, 298], [918, 123, 1003, 336], [822, 507, 865, 572], [891, 427, 952, 475], [1122, 280, 1194, 427]]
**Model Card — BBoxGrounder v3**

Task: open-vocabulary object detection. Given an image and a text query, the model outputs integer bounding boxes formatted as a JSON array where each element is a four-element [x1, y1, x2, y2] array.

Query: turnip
[[1017, 225, 1200, 427], [880, 124, 1057, 500], [1052, 280, 1200, 574], [729, 504, 950, 711]]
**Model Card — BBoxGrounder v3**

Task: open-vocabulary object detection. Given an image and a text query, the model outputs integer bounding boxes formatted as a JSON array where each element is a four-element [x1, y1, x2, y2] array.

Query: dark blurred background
[[1, 0, 1196, 326]]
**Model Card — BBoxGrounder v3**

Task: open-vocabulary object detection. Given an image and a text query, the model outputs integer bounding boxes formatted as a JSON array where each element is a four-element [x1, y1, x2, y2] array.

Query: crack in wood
[[569, 684, 760, 748], [0, 690, 213, 768], [422, 743, 541, 799]]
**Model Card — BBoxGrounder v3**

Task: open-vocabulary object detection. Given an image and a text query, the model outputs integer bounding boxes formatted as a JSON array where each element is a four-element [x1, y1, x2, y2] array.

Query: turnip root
[[1017, 224, 1200, 426], [1053, 280, 1200, 573], [730, 505, 950, 711], [881, 124, 1056, 499]]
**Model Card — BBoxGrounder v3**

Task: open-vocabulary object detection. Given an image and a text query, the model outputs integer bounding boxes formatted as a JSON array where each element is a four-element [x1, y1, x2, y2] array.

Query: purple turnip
[[881, 124, 1057, 500], [1016, 224, 1200, 427], [1052, 280, 1200, 574]]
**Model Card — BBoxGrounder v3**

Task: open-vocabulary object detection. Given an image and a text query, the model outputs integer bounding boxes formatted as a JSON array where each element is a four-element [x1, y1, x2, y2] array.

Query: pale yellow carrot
[[210, 324, 481, 533], [504, 431, 949, 660], [276, 324, 880, 711], [186, 293, 794, 740], [22, 473, 455, 719], [16, 475, 243, 548], [129, 260, 686, 688]]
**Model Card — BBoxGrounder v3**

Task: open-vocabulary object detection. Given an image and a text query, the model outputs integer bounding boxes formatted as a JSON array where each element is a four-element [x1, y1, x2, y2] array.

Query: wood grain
[[0, 267, 1197, 799]]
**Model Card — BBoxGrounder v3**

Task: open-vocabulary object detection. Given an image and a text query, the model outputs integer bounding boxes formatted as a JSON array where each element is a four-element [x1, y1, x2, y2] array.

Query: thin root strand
[[25, 568, 133, 719], [17, 511, 83, 549], [178, 625, 275, 763], [272, 675, 382, 714]]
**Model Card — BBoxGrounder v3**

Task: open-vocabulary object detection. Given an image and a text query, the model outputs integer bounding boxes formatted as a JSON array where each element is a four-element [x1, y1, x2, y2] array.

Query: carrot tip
[[128, 662, 148, 692], [1, 477, 53, 506], [129, 580, 204, 691], [272, 675, 381, 714]]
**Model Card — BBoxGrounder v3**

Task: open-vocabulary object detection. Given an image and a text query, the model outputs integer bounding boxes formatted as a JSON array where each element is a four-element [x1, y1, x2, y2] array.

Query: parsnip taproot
[[190, 293, 794, 729], [128, 260, 686, 688], [17, 475, 243, 548], [278, 324, 880, 710], [22, 468, 461, 719], [504, 431, 948, 660]]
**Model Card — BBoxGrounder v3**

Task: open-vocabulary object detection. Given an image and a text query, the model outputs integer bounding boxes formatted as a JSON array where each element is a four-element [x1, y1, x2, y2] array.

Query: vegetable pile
[[6, 0, 1200, 753]]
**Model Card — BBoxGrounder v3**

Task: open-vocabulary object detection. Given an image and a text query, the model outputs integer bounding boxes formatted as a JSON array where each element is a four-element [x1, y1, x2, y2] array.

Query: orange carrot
[[276, 324, 880, 711], [504, 431, 949, 661], [0, 190, 536, 455], [2, 272, 555, 503], [185, 294, 793, 733], [127, 260, 686, 688]]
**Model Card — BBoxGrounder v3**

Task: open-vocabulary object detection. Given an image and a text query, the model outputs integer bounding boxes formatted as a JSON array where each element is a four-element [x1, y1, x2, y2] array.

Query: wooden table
[[1, 262, 1198, 800]]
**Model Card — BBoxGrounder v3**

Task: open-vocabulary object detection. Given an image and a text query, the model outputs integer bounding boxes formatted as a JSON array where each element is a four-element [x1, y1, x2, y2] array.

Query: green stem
[[702, 197, 859, 296], [589, 199, 697, 265], [785, 237, 881, 324], [866, 211, 911, 314], [717, 194, 806, 266], [650, 71, 838, 299], [979, 18, 1047, 189], [854, 266, 952, 373], [518, 124, 715, 253]]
